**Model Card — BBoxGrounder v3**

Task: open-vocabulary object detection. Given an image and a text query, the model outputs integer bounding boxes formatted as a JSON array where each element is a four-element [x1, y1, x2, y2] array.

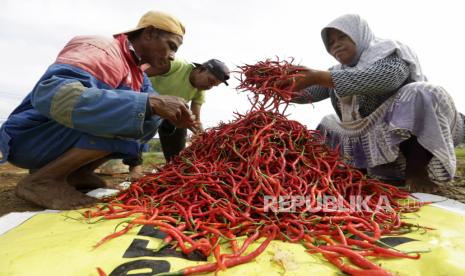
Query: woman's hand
[[275, 66, 333, 91], [271, 66, 309, 91]]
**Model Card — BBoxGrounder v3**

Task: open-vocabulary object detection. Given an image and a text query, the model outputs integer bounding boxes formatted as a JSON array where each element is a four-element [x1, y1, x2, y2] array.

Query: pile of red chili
[[88, 58, 427, 276]]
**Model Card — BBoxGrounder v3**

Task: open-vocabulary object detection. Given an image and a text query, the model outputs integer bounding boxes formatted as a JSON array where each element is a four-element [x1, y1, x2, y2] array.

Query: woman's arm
[[290, 55, 409, 99], [291, 86, 331, 104], [330, 55, 409, 98]]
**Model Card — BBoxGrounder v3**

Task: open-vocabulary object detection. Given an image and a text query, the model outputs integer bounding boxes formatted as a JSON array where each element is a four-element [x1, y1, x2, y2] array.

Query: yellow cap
[[116, 10, 185, 36]]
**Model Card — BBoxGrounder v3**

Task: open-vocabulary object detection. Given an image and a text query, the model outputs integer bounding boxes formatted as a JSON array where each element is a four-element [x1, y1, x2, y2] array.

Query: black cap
[[194, 59, 230, 85]]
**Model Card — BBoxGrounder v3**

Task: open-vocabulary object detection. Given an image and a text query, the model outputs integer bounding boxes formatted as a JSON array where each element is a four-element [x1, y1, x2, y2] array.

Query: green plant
[[142, 152, 165, 166], [147, 138, 163, 152], [456, 147, 465, 158]]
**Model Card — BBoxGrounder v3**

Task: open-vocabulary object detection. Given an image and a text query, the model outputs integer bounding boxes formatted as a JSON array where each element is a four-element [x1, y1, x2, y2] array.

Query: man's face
[[327, 28, 357, 66], [193, 69, 223, 90], [140, 27, 183, 69]]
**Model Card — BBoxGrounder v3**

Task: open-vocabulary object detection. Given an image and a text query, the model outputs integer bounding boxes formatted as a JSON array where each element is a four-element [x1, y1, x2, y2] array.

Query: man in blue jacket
[[0, 11, 197, 210]]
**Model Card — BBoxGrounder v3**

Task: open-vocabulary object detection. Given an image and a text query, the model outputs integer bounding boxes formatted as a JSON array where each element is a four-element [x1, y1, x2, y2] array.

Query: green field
[[142, 152, 166, 166], [456, 147, 465, 158]]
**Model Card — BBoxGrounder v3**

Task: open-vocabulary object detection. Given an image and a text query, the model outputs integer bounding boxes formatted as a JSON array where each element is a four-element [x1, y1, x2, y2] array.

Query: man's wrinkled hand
[[149, 95, 197, 129]]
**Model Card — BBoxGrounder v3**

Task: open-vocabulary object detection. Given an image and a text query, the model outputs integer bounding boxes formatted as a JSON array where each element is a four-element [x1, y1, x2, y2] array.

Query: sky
[[1, 0, 464, 130]]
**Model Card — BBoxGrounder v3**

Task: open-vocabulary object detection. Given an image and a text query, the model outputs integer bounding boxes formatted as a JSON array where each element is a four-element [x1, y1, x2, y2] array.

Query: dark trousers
[[159, 126, 187, 162]]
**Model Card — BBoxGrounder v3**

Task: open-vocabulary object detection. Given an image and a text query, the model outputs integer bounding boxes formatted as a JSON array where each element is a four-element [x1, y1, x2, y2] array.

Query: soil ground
[[1, 160, 465, 216]]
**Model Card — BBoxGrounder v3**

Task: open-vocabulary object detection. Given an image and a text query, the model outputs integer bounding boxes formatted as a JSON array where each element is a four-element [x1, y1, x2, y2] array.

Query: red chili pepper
[[96, 267, 107, 276], [319, 245, 383, 270], [94, 223, 136, 248]]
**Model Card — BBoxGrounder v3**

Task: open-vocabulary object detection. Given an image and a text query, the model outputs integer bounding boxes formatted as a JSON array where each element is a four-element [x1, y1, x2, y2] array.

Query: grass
[[456, 147, 465, 159], [142, 152, 166, 166]]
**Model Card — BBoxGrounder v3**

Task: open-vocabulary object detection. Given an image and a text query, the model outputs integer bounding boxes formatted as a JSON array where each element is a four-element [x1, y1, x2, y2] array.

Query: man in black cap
[[125, 58, 230, 178]]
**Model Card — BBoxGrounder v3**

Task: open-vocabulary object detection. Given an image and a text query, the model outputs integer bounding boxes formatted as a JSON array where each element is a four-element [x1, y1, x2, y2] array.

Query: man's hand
[[189, 103, 203, 134], [149, 95, 196, 129], [188, 121, 204, 134], [197, 121, 204, 132]]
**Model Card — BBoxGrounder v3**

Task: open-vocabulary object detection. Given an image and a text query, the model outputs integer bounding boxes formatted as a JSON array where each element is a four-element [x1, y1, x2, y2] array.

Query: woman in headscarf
[[289, 14, 464, 193]]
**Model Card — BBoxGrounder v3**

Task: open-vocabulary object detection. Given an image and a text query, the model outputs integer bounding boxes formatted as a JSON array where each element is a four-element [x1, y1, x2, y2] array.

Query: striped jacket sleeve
[[291, 86, 331, 104], [330, 55, 410, 98]]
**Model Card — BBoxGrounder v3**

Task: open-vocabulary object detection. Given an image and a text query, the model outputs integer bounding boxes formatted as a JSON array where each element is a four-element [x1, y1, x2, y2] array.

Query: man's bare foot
[[128, 165, 145, 181], [67, 171, 107, 190], [15, 175, 97, 210], [405, 175, 439, 193]]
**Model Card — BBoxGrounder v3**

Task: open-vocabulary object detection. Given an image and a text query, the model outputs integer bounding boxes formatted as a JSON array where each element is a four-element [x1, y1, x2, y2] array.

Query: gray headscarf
[[320, 14, 426, 122], [321, 14, 426, 82]]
